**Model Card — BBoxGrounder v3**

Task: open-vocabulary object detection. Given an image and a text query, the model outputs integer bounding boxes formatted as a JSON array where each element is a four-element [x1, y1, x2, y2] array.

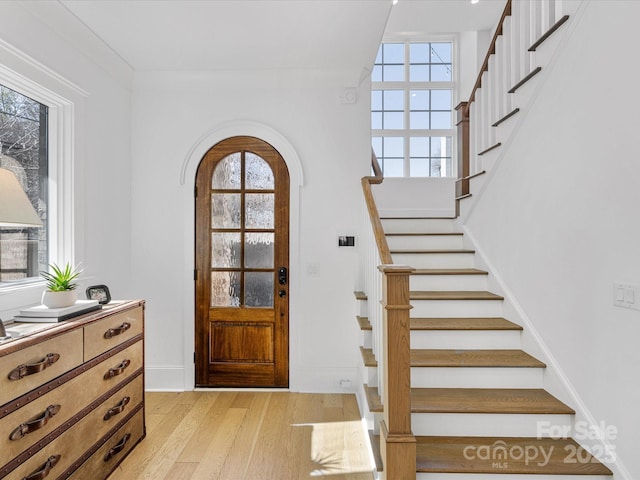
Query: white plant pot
[[42, 290, 77, 309]]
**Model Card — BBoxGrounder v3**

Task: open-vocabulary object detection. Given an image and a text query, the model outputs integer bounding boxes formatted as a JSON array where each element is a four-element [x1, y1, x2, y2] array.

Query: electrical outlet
[[338, 379, 352, 389], [613, 283, 640, 311]]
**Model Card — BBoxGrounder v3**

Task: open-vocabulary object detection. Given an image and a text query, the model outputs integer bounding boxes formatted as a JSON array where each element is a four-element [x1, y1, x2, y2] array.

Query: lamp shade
[[0, 167, 43, 227]]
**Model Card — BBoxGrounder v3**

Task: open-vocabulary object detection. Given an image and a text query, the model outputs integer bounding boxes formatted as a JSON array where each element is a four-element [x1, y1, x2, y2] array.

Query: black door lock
[[278, 267, 288, 285]]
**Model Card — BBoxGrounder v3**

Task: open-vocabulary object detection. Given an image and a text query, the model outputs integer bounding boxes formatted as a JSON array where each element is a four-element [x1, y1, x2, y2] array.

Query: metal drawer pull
[[8, 353, 61, 381], [104, 322, 131, 339], [22, 455, 61, 480], [103, 396, 131, 421], [104, 433, 131, 462], [103, 359, 131, 379], [10, 405, 62, 441]]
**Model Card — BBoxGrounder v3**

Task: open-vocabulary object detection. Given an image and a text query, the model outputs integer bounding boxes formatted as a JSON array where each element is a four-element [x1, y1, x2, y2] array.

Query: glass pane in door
[[211, 232, 241, 268], [245, 232, 274, 269], [212, 153, 241, 189], [245, 153, 274, 189], [211, 271, 241, 306], [211, 194, 241, 228], [245, 194, 274, 229], [245, 272, 274, 307]]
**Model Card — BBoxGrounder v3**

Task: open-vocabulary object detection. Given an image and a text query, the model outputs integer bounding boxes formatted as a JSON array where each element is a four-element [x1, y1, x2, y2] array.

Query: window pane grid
[[210, 150, 276, 307], [372, 41, 454, 177], [373, 43, 405, 82], [0, 84, 48, 284]]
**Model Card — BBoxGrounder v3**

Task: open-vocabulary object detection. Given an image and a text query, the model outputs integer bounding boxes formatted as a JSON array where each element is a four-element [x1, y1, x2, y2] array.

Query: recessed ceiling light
[[471, 0, 480, 4], [392, 0, 399, 4]]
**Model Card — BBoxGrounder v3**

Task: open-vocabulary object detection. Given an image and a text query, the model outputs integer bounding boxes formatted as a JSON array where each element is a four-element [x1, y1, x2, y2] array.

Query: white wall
[[461, 2, 640, 477], [373, 177, 455, 218], [130, 69, 371, 392], [0, 2, 133, 316]]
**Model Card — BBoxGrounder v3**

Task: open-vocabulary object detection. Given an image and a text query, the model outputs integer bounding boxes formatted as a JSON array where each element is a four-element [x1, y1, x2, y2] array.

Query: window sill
[[0, 280, 47, 320]]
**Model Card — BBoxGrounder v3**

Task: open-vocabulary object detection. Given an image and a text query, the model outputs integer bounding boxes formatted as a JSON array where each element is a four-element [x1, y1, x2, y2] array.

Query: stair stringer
[[458, 0, 589, 222], [458, 221, 630, 480]]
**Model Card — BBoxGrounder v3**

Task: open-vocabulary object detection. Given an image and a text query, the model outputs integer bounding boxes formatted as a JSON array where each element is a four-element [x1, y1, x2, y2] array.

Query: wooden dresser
[[0, 300, 145, 480]]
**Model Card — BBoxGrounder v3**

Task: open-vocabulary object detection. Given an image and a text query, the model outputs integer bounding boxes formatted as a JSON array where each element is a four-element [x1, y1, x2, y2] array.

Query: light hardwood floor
[[107, 391, 375, 480]]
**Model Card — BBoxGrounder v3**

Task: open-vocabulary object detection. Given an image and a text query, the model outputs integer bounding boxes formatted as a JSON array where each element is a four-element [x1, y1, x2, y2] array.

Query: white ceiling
[[57, 0, 505, 73]]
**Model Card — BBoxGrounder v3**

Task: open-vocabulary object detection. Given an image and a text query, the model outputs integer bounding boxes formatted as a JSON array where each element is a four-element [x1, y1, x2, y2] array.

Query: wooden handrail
[[371, 149, 383, 180], [362, 151, 392, 264], [466, 0, 512, 113]]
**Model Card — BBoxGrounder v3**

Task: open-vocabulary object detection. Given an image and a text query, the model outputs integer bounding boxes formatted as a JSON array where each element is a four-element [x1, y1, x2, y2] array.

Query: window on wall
[[0, 84, 48, 285], [371, 41, 455, 177]]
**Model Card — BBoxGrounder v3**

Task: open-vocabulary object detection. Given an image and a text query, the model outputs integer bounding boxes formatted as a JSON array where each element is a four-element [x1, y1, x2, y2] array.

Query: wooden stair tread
[[381, 216, 455, 220], [411, 349, 546, 368], [412, 268, 487, 276], [411, 317, 522, 331], [359, 316, 522, 331], [360, 347, 377, 367], [364, 384, 383, 412], [410, 291, 504, 301], [353, 291, 367, 301], [356, 316, 371, 330], [416, 436, 613, 475], [385, 232, 463, 237], [460, 170, 486, 181], [364, 386, 574, 414], [368, 430, 383, 472], [360, 348, 545, 368], [390, 248, 475, 254]]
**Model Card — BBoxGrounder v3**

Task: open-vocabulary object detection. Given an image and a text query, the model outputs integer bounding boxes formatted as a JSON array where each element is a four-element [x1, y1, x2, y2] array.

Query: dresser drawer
[[0, 366, 143, 463], [2, 386, 144, 480], [68, 409, 144, 480], [96, 374, 144, 432], [84, 307, 143, 361], [0, 329, 83, 407]]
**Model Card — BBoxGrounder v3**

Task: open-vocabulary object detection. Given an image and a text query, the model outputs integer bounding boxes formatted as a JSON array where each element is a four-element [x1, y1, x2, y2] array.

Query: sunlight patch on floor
[[293, 420, 374, 477]]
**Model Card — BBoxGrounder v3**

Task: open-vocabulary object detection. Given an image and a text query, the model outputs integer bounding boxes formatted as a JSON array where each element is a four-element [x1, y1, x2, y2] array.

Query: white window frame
[[372, 35, 458, 178], [0, 40, 86, 315]]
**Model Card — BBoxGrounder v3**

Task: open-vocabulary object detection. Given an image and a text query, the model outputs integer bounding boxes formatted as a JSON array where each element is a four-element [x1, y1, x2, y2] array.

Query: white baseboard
[[289, 366, 359, 393], [144, 365, 360, 394]]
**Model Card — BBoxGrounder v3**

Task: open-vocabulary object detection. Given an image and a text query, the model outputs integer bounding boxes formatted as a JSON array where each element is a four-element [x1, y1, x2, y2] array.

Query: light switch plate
[[613, 283, 640, 311]]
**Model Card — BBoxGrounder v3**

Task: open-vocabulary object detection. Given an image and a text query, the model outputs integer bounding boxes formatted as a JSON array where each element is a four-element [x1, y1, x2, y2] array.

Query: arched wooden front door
[[195, 136, 290, 387]]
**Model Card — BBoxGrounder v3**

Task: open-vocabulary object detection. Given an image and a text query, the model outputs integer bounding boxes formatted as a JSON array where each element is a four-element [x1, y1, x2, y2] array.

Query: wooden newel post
[[378, 264, 416, 480], [455, 101, 470, 199]]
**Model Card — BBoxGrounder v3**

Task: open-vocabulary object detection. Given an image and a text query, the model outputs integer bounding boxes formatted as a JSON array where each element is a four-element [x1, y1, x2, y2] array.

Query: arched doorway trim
[[180, 120, 303, 390], [180, 120, 304, 187]]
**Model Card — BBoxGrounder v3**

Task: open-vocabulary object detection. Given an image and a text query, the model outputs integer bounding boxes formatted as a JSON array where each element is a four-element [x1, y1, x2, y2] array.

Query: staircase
[[356, 216, 613, 480]]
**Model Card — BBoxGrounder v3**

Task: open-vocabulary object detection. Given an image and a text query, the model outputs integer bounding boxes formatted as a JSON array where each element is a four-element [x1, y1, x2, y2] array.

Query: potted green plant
[[41, 262, 82, 308]]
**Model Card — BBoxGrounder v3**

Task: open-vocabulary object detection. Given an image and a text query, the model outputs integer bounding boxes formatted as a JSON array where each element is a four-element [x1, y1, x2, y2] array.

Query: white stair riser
[[412, 367, 544, 389], [361, 330, 372, 349], [410, 274, 488, 291], [411, 330, 521, 350], [417, 474, 613, 480], [386, 235, 464, 250], [382, 218, 455, 233], [412, 413, 573, 437], [410, 299, 503, 317], [365, 366, 378, 387], [392, 253, 475, 268]]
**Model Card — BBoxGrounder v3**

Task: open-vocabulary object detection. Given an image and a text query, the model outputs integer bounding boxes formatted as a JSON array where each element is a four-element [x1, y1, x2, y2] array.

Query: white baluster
[[495, 33, 505, 122], [530, 0, 542, 49], [503, 15, 514, 112]]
